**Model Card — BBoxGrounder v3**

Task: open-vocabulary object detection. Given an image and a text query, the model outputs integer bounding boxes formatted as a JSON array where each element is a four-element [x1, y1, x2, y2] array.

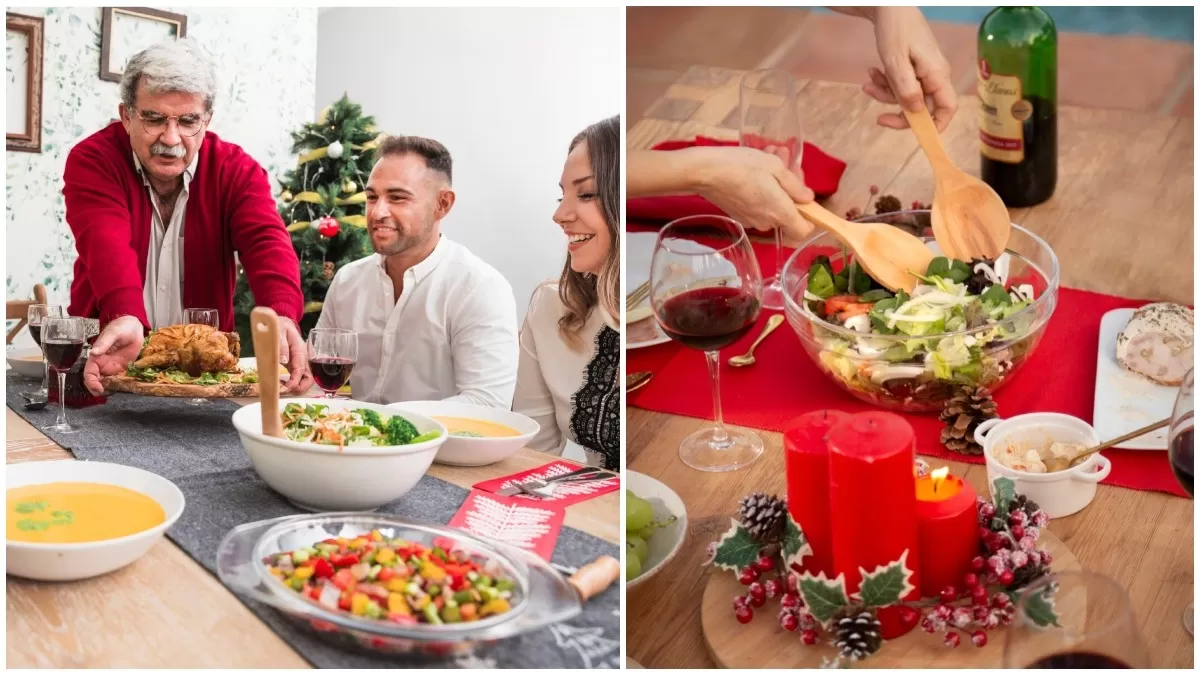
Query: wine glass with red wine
[[650, 214, 764, 472], [40, 317, 86, 434], [1167, 368, 1193, 635], [183, 308, 220, 406], [26, 304, 63, 397], [739, 68, 803, 311], [1003, 571, 1150, 668], [308, 328, 358, 398]]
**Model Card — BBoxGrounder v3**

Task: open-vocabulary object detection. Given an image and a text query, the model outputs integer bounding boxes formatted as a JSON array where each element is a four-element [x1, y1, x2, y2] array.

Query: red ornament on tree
[[317, 216, 340, 238]]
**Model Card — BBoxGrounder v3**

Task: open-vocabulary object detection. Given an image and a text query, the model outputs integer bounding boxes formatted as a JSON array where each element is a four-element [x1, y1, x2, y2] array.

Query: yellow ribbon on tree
[[297, 147, 328, 165], [286, 221, 311, 232], [292, 191, 323, 204], [303, 301, 324, 314], [354, 134, 384, 152], [335, 192, 366, 206], [338, 215, 368, 228]]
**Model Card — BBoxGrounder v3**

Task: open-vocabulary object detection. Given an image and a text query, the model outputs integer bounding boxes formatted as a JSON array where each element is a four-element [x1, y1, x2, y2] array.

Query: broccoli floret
[[385, 414, 418, 445], [361, 409, 386, 432]]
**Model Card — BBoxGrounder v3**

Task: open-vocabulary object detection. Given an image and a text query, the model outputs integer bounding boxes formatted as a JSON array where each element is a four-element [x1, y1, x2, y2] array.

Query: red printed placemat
[[473, 460, 621, 508], [446, 490, 565, 562], [626, 232, 1188, 498]]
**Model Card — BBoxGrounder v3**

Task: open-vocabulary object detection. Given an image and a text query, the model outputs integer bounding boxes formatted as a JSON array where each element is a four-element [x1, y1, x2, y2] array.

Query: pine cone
[[939, 385, 998, 455], [874, 195, 903, 214], [323, 261, 335, 280], [834, 610, 883, 661], [739, 492, 787, 544]]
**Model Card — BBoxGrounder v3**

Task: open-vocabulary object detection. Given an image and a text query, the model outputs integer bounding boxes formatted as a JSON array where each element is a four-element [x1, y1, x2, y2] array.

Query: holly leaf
[[853, 549, 915, 608], [798, 571, 849, 626], [1022, 586, 1060, 628], [781, 513, 811, 572], [709, 519, 763, 572], [991, 476, 1016, 514]]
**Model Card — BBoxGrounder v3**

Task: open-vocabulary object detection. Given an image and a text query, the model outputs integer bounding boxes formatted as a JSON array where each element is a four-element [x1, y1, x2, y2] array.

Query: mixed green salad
[[125, 364, 259, 385], [801, 252, 1042, 405], [281, 403, 440, 448]]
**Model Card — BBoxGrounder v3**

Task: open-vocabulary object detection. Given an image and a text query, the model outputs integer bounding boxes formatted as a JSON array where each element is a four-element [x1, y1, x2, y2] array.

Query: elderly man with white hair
[[63, 38, 312, 395]]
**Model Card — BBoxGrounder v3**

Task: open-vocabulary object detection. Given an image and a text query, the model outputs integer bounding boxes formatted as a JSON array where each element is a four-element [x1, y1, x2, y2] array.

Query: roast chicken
[[133, 324, 241, 376]]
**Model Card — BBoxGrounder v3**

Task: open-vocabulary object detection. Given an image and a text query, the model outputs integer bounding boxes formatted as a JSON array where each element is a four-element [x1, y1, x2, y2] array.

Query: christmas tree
[[233, 94, 381, 354]]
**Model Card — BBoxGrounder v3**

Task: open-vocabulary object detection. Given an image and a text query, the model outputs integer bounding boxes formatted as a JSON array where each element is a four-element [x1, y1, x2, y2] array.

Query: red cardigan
[[63, 122, 302, 332]]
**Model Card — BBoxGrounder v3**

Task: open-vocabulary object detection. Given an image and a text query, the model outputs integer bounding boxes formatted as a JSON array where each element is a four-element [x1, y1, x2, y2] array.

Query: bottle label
[[978, 58, 1026, 164]]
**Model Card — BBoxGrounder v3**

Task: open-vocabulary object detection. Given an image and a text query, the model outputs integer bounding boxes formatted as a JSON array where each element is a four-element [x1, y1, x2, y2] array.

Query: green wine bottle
[[977, 6, 1057, 207]]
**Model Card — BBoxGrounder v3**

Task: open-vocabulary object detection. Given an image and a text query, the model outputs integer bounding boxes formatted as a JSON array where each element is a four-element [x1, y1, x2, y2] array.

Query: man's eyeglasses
[[134, 109, 208, 137]]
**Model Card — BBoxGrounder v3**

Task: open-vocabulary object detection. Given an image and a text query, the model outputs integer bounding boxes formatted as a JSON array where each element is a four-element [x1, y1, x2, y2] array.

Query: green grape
[[636, 524, 657, 540], [624, 551, 642, 580], [627, 535, 649, 566], [625, 491, 653, 532]]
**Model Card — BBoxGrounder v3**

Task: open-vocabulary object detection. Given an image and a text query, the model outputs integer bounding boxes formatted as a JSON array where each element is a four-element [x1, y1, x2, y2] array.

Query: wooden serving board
[[700, 530, 1079, 668]]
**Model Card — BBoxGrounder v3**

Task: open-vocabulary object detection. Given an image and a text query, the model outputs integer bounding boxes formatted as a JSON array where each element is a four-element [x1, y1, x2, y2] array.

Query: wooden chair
[[6, 283, 49, 345]]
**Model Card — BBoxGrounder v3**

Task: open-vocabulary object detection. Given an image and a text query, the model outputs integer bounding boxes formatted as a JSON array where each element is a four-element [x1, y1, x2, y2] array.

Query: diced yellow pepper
[[387, 592, 411, 615], [479, 598, 510, 617], [370, 531, 383, 542], [347, 537, 365, 551], [414, 595, 431, 610], [375, 548, 396, 564], [421, 562, 446, 583], [351, 593, 370, 616], [268, 567, 285, 578], [387, 578, 409, 593], [293, 566, 314, 580]]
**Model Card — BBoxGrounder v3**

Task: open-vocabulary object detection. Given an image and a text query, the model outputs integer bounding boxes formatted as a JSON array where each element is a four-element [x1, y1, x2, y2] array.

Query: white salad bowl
[[6, 347, 45, 379], [625, 471, 687, 592], [385, 400, 539, 466], [6, 460, 186, 581], [975, 412, 1112, 519], [231, 398, 447, 512]]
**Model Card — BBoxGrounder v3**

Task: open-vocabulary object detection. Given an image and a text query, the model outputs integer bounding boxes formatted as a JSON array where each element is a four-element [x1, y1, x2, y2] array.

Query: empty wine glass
[[307, 328, 358, 398], [1167, 368, 1193, 635], [739, 68, 804, 311], [1003, 571, 1150, 668], [40, 317, 86, 434], [181, 308, 221, 406], [650, 215, 764, 472], [26, 304, 63, 397]]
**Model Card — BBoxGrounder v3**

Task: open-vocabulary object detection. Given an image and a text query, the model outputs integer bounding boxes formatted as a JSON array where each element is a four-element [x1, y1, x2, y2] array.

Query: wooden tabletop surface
[[5, 398, 618, 668], [626, 68, 1194, 669]]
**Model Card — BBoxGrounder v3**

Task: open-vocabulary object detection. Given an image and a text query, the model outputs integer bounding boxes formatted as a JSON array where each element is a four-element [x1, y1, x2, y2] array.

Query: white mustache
[[151, 142, 185, 158]]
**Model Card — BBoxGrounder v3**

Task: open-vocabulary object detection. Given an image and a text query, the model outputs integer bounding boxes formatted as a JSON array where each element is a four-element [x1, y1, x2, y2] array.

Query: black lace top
[[568, 325, 621, 471]]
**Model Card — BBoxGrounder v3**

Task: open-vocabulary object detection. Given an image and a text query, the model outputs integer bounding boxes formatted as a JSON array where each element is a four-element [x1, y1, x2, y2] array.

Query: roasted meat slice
[[1116, 302, 1193, 386]]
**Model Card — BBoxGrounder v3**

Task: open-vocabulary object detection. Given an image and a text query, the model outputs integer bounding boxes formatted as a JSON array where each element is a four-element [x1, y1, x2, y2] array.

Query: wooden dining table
[[5, 395, 619, 668], [627, 67, 1194, 669]]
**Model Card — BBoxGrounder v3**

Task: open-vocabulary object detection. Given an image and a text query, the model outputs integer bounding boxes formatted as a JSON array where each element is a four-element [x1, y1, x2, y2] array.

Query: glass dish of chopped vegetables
[[216, 513, 585, 657]]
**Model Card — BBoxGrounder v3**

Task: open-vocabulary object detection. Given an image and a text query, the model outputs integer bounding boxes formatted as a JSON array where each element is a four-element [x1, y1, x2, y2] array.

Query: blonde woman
[[512, 116, 620, 470]]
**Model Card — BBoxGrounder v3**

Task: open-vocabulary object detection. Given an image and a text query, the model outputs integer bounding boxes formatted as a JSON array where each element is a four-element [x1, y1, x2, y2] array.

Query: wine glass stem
[[55, 370, 68, 427], [42, 358, 49, 391], [773, 227, 784, 282], [705, 350, 729, 443]]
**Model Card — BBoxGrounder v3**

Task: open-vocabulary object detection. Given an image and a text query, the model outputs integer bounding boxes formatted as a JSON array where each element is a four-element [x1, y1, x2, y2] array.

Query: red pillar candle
[[784, 410, 852, 576], [915, 467, 980, 598], [827, 412, 921, 599]]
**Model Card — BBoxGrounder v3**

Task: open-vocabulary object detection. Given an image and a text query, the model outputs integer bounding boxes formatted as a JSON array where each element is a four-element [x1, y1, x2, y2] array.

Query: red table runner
[[626, 231, 1187, 498]]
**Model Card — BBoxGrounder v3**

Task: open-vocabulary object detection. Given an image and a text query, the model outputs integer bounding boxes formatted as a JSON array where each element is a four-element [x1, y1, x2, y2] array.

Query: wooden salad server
[[562, 555, 621, 602], [250, 306, 282, 439], [903, 107, 1012, 261], [795, 201, 935, 293]]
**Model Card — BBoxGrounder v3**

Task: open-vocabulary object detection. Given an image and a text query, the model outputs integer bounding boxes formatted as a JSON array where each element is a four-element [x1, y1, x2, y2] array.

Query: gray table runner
[[6, 372, 620, 669]]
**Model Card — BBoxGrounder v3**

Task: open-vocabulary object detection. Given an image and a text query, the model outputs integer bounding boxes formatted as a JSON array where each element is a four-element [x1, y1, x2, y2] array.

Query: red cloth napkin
[[444, 490, 565, 562], [626, 136, 848, 224], [626, 232, 1189, 498], [473, 460, 620, 508]]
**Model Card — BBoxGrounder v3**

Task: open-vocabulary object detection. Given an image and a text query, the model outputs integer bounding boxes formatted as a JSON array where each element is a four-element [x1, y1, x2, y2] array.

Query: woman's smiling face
[[553, 140, 611, 276]]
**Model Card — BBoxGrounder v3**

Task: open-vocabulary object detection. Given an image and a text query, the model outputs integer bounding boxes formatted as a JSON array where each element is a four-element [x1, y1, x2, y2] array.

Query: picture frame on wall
[[99, 7, 188, 83], [6, 12, 44, 153]]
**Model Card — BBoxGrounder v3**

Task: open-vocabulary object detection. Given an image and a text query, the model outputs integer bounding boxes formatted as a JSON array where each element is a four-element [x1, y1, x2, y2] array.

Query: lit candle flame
[[931, 467, 950, 493]]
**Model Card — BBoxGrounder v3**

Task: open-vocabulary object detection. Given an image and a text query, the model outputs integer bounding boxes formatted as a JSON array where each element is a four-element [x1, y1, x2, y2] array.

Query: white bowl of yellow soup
[[232, 398, 448, 512], [385, 400, 540, 467], [6, 459, 185, 581], [6, 347, 46, 379]]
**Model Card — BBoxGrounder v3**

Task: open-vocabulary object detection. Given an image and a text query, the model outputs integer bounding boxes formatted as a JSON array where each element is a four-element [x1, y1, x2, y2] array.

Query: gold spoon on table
[[903, 107, 1012, 260], [728, 314, 785, 367], [1043, 417, 1172, 473], [795, 202, 935, 293], [626, 371, 652, 394]]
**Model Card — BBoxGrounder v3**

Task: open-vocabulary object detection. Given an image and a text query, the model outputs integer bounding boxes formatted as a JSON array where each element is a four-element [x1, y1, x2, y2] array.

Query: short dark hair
[[376, 135, 453, 183]]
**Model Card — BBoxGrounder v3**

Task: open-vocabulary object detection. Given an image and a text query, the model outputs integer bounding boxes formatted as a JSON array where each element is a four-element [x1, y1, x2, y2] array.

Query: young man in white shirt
[[315, 135, 518, 408]]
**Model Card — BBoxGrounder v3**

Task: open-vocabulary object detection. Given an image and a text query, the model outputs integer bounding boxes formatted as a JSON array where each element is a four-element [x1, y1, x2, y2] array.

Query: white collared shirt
[[315, 235, 520, 408], [134, 150, 198, 329]]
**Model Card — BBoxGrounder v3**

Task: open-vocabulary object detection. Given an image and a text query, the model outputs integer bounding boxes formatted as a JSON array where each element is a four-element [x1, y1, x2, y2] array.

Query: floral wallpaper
[[5, 7, 317, 344]]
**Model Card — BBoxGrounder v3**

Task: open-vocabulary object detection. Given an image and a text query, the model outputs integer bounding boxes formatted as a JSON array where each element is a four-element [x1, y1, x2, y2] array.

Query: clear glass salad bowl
[[780, 210, 1060, 413], [216, 513, 585, 659]]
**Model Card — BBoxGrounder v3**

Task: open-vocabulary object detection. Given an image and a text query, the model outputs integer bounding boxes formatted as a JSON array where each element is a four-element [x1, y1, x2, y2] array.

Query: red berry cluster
[[731, 554, 786, 625], [976, 498, 1052, 591], [919, 567, 1015, 648]]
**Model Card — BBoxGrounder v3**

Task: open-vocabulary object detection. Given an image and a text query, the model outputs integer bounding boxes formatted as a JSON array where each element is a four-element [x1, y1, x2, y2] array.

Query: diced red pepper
[[308, 585, 322, 601], [337, 594, 352, 611], [377, 567, 395, 582], [322, 538, 338, 545], [434, 596, 444, 609], [331, 569, 355, 591], [330, 553, 360, 567], [312, 558, 335, 578]]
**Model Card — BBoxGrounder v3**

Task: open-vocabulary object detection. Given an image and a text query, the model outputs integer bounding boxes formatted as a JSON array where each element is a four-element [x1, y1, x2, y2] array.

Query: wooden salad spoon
[[795, 201, 935, 293], [1043, 417, 1172, 473], [903, 107, 1011, 261], [250, 306, 282, 439]]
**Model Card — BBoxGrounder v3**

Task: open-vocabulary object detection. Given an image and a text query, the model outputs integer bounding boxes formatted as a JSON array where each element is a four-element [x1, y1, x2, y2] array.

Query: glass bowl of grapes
[[780, 210, 1060, 413]]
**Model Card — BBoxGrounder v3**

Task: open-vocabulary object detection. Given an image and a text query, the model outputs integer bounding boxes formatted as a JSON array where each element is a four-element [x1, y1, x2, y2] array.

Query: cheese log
[[1116, 302, 1194, 386]]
